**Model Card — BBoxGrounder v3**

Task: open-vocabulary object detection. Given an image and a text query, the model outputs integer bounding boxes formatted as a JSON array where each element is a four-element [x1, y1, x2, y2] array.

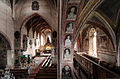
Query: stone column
[[7, 50, 15, 69], [117, 40, 120, 66]]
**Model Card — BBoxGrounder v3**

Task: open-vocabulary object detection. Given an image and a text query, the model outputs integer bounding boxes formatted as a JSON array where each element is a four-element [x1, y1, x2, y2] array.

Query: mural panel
[[62, 65, 72, 79], [65, 35, 72, 47], [67, 6, 77, 20], [82, 26, 116, 64], [64, 48, 71, 60], [65, 22, 74, 33]]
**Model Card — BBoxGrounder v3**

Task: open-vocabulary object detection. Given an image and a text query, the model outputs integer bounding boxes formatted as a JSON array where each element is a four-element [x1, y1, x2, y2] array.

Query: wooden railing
[[73, 53, 120, 79]]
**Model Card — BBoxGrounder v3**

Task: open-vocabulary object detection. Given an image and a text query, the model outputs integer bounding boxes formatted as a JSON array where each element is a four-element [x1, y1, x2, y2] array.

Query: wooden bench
[[82, 54, 100, 63], [36, 72, 57, 76], [10, 69, 29, 79], [35, 76, 57, 79]]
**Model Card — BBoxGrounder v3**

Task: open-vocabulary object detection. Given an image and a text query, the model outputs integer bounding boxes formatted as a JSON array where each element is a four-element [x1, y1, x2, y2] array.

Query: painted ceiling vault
[[97, 0, 120, 24]]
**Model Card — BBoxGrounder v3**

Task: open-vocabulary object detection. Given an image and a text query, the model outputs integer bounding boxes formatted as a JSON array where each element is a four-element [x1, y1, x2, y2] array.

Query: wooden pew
[[35, 65, 57, 79], [10, 69, 29, 79], [35, 76, 57, 79]]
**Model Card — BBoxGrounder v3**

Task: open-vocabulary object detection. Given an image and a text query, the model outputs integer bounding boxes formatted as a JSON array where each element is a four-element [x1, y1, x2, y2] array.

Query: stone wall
[[0, 33, 11, 68], [15, 0, 57, 31], [0, 1, 14, 50]]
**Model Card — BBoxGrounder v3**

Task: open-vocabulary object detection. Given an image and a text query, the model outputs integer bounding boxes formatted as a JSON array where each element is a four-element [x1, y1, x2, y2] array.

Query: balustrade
[[73, 53, 120, 79]]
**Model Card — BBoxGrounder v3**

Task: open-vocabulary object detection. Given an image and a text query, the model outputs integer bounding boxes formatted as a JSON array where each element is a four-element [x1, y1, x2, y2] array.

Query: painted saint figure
[[67, 7, 77, 20], [66, 23, 74, 33], [64, 48, 71, 60], [62, 65, 72, 79], [65, 35, 71, 47]]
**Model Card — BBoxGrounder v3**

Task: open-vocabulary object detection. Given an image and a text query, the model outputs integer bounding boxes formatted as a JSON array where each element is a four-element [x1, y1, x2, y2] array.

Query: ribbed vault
[[25, 15, 50, 36]]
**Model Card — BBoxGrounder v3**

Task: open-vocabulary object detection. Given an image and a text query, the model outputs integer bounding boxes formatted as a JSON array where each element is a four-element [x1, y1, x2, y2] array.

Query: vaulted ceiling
[[15, 0, 58, 32], [97, 0, 120, 24], [25, 14, 50, 34]]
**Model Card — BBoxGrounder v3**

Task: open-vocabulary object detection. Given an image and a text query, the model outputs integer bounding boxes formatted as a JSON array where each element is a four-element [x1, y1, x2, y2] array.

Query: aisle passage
[[27, 57, 47, 79]]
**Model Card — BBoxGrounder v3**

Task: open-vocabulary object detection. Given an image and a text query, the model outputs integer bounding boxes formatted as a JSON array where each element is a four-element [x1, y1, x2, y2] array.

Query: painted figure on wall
[[62, 65, 72, 79], [64, 48, 71, 60], [65, 22, 74, 33], [65, 35, 72, 47], [96, 28, 114, 51], [99, 36, 107, 49], [67, 6, 77, 20]]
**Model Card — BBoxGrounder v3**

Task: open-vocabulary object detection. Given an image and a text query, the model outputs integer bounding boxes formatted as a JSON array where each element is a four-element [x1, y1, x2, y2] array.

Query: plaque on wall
[[14, 31, 20, 39], [65, 35, 72, 47], [67, 6, 77, 20], [64, 48, 71, 60], [32, 1, 39, 10]]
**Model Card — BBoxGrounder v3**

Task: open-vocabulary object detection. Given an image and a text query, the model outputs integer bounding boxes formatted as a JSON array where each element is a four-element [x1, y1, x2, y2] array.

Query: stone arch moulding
[[0, 30, 12, 50], [20, 13, 51, 33], [117, 37, 120, 66], [19, 13, 51, 48], [94, 11, 116, 51], [75, 11, 116, 51], [86, 21, 115, 50]]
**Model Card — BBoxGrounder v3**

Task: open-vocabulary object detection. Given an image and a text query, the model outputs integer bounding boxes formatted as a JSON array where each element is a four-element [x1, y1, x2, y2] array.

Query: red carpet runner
[[27, 57, 47, 79]]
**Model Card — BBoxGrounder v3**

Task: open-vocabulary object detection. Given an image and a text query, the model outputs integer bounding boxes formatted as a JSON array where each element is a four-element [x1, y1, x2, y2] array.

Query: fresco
[[67, 6, 77, 20]]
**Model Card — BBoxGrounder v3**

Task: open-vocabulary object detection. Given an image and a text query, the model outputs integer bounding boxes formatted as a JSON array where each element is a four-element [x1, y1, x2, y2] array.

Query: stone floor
[[27, 57, 47, 79]]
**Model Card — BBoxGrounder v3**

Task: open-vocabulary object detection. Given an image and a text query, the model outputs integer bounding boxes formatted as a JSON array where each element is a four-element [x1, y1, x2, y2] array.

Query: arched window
[[89, 28, 97, 57], [47, 34, 51, 43], [41, 34, 44, 46]]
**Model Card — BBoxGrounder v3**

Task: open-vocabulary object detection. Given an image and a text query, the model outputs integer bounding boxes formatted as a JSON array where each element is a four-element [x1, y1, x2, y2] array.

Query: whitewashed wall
[[0, 1, 14, 50], [15, 0, 57, 31]]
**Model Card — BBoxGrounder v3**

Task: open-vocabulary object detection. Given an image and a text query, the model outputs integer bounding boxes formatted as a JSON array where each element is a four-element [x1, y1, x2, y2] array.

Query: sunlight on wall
[[74, 41, 78, 51], [93, 32, 97, 57], [89, 28, 97, 57], [41, 35, 44, 46]]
